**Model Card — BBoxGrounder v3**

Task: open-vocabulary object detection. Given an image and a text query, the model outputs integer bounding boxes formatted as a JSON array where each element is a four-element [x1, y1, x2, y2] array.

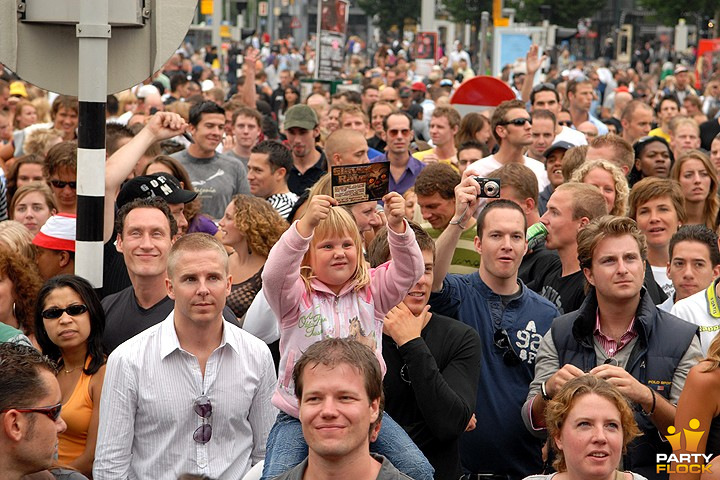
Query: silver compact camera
[[473, 177, 501, 198]]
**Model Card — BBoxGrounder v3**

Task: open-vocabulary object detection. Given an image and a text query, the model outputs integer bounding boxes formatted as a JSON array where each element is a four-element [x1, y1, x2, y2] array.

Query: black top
[[101, 286, 240, 353], [519, 239, 560, 286], [707, 414, 720, 456], [700, 118, 720, 151], [382, 313, 482, 480], [287, 148, 328, 196], [528, 263, 586, 315], [100, 239, 131, 299]]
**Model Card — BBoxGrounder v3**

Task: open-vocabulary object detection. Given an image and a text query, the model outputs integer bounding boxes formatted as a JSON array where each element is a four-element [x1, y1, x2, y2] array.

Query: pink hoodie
[[262, 220, 424, 417]]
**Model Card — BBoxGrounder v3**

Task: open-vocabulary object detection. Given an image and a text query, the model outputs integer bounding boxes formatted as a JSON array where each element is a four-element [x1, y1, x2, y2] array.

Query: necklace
[[62, 364, 82, 374]]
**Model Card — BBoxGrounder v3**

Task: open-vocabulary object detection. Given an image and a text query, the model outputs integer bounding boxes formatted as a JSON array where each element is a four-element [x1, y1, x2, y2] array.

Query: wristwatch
[[541, 380, 552, 401]]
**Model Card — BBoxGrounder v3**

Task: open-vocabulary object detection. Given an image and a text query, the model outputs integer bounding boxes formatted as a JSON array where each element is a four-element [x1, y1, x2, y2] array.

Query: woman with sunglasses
[[34, 274, 106, 478]]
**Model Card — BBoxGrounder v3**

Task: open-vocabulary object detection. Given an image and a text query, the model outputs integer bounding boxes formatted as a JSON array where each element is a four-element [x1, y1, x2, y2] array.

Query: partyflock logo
[[656, 418, 713, 474]]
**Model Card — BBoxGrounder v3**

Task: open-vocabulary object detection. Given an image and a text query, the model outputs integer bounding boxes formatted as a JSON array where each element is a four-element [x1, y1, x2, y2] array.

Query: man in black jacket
[[368, 224, 482, 480], [522, 216, 701, 480]]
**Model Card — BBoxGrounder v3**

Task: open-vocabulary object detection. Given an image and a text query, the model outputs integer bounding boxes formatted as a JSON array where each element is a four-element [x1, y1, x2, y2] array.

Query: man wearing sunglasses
[[468, 100, 550, 192], [0, 343, 67, 480], [429, 195, 559, 479], [95, 234, 276, 480], [371, 111, 425, 196], [46, 141, 78, 215]]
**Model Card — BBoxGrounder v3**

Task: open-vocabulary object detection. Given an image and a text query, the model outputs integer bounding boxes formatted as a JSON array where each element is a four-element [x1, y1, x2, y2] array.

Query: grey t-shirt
[[171, 149, 250, 219]]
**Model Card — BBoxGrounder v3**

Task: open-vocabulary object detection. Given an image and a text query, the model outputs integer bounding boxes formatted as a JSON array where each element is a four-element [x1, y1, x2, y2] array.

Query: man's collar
[[159, 310, 234, 359]]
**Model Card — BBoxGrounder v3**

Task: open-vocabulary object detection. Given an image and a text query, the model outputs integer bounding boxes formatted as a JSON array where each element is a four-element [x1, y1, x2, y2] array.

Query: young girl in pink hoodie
[[260, 192, 433, 480]]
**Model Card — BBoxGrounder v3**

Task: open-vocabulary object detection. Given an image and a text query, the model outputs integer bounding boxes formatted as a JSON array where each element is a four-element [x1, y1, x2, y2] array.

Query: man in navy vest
[[522, 215, 701, 480]]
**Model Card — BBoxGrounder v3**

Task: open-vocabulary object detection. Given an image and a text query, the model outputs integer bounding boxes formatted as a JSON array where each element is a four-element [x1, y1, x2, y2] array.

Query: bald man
[[325, 129, 370, 166], [379, 87, 399, 104], [612, 91, 634, 121]]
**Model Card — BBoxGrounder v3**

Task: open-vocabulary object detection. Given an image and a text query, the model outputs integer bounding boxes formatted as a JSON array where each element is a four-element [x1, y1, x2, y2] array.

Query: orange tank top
[[57, 358, 94, 466]]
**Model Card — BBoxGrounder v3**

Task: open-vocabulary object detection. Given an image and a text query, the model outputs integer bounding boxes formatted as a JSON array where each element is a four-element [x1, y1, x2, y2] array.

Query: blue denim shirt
[[430, 273, 559, 479]]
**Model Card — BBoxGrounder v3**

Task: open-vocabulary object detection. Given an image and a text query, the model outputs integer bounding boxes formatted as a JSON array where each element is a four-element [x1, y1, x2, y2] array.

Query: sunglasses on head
[[41, 304, 88, 320], [1, 403, 63, 421], [50, 179, 77, 189], [532, 82, 556, 93], [499, 118, 532, 127], [494, 329, 521, 366]]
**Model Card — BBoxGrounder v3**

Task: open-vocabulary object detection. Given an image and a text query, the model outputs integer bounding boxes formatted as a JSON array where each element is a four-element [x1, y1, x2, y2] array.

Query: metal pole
[[314, 0, 321, 78], [479, 11, 489, 75], [76, 0, 109, 287], [420, 0, 433, 31], [212, 0, 223, 47]]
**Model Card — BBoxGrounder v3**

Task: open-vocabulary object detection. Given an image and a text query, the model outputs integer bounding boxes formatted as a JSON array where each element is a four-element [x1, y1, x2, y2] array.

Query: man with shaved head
[[612, 91, 634, 121], [325, 129, 370, 166], [379, 87, 399, 105]]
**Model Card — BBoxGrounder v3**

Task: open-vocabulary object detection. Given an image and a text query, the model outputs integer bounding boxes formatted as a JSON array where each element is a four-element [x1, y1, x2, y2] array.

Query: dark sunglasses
[[193, 395, 212, 444], [50, 179, 77, 189], [494, 329, 521, 366], [558, 120, 573, 127], [41, 304, 88, 320], [1, 402, 63, 421], [499, 118, 532, 127]]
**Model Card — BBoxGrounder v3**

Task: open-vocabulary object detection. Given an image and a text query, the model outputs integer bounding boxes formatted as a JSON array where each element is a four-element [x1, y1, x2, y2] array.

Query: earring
[[12, 302, 16, 319]]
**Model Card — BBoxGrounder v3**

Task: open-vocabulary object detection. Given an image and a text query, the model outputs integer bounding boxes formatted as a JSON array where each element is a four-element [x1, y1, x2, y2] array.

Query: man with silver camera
[[429, 179, 559, 479], [467, 99, 550, 193]]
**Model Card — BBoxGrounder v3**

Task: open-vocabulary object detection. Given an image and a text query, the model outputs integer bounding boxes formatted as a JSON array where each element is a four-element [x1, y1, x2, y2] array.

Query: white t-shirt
[[651, 265, 674, 300], [671, 280, 720, 355], [554, 125, 587, 146], [467, 154, 550, 192]]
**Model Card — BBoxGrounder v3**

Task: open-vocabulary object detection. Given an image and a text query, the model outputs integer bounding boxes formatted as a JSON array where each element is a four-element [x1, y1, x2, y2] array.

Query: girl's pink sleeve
[[262, 221, 312, 324], [371, 219, 425, 316]]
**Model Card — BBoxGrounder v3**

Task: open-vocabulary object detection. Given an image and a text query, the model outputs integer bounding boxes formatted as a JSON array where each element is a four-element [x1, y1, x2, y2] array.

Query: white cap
[[201, 79, 215, 92]]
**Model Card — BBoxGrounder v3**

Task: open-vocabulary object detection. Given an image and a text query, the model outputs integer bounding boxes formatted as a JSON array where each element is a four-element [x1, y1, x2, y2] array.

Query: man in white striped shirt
[[94, 234, 277, 480], [247, 140, 298, 220]]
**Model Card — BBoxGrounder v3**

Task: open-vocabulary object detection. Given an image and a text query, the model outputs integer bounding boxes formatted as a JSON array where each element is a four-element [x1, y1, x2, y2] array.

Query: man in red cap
[[32, 213, 76, 280]]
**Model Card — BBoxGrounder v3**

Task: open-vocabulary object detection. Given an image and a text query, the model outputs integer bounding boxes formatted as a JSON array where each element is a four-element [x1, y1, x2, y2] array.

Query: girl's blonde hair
[[300, 207, 369, 293], [571, 159, 629, 216]]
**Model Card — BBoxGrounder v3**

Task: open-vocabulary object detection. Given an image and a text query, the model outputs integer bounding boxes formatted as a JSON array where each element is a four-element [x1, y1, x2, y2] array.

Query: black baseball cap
[[116, 173, 197, 209], [543, 140, 575, 158]]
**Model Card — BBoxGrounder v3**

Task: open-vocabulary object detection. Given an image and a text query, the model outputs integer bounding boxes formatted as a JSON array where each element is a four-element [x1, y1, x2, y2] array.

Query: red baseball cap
[[411, 82, 427, 93]]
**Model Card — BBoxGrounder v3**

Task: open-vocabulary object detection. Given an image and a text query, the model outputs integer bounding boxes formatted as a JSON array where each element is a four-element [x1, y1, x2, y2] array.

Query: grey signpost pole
[[0, 0, 197, 288], [76, 0, 110, 287]]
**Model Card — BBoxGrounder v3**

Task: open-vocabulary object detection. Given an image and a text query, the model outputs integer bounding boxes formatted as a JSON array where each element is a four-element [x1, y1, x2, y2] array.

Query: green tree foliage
[[636, 0, 718, 26], [443, 0, 493, 24], [357, 0, 420, 33], [507, 0, 601, 27]]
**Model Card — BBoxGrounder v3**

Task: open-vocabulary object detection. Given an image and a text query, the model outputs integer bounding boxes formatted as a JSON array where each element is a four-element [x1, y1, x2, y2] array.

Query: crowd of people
[[1, 34, 720, 480]]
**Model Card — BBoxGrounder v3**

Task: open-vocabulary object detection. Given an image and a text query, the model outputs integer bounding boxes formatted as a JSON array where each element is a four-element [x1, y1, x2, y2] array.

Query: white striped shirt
[[94, 312, 277, 480], [267, 192, 299, 220]]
